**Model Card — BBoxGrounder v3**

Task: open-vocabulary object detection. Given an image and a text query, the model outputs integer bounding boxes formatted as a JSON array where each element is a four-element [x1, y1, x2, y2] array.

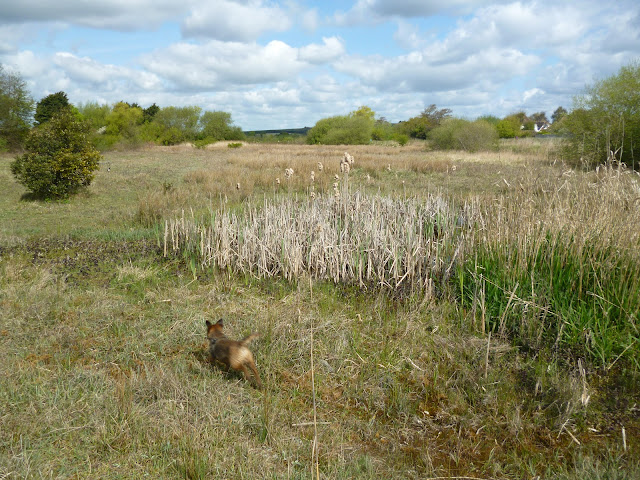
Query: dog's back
[[206, 319, 262, 389]]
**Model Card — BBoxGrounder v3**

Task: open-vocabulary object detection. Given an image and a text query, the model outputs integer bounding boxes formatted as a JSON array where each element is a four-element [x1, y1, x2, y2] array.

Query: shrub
[[429, 118, 498, 152], [10, 110, 102, 199], [496, 118, 519, 138], [307, 114, 372, 145], [394, 133, 409, 146]]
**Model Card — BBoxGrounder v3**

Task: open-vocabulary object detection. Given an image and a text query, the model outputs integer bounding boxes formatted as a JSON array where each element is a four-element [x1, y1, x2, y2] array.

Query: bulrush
[[340, 152, 354, 174]]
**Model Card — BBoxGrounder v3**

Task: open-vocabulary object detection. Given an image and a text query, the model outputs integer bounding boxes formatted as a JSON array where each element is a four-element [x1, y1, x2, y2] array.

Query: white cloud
[[334, 47, 540, 93], [298, 37, 345, 64], [393, 20, 425, 50], [0, 0, 188, 31], [140, 36, 346, 91], [2, 0, 640, 130], [335, 0, 507, 25], [140, 40, 304, 90], [53, 52, 163, 90], [182, 0, 291, 41]]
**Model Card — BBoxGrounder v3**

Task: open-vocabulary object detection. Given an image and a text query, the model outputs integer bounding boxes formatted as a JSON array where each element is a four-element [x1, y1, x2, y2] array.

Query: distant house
[[534, 121, 550, 133]]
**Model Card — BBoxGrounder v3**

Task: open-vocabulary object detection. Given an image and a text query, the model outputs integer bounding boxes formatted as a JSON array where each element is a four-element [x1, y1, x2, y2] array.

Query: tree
[[77, 101, 111, 130], [199, 110, 244, 142], [11, 110, 101, 198], [307, 108, 374, 145], [142, 103, 159, 123], [476, 115, 500, 125], [351, 105, 375, 121], [34, 91, 71, 125], [421, 104, 452, 124], [0, 65, 34, 150], [105, 101, 143, 139], [530, 111, 548, 124], [551, 106, 567, 123], [563, 61, 640, 168], [398, 104, 452, 139], [150, 106, 202, 145]]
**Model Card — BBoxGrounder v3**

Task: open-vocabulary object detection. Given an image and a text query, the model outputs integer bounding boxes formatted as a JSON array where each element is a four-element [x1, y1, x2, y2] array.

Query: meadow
[[1, 139, 638, 479]]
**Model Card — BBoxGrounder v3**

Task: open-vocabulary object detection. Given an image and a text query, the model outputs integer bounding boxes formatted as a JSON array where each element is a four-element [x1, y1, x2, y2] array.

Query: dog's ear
[[216, 318, 224, 326], [206, 320, 212, 327]]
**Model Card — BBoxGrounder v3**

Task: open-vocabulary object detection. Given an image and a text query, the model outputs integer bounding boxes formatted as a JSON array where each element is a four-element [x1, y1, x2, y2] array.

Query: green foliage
[[307, 107, 375, 145], [371, 118, 395, 141], [77, 101, 110, 130], [351, 105, 376, 121], [398, 104, 452, 139], [530, 111, 549, 123], [429, 118, 498, 152], [0, 65, 34, 150], [10, 110, 102, 198], [34, 91, 71, 125], [142, 103, 159, 123], [459, 232, 640, 368], [551, 106, 567, 123], [198, 110, 244, 144], [496, 117, 520, 138], [563, 61, 640, 168], [149, 106, 201, 145], [394, 133, 409, 146], [476, 114, 500, 125], [105, 101, 143, 140]]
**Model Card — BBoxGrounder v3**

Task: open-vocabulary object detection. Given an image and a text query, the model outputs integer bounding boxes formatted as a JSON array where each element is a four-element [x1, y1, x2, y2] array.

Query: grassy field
[[1, 140, 638, 479]]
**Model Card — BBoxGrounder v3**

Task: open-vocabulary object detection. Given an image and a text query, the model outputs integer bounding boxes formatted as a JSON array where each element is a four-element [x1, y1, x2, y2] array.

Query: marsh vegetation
[[1, 140, 638, 479]]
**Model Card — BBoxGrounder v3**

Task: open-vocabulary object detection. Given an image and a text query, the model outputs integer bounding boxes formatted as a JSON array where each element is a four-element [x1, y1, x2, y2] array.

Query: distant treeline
[[2, 61, 638, 168]]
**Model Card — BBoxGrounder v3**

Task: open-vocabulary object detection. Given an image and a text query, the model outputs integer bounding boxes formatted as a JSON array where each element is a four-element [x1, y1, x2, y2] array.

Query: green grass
[[1, 142, 639, 478]]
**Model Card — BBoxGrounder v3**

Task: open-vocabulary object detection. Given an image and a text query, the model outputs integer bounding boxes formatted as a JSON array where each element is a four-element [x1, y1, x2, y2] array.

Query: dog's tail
[[240, 333, 259, 346]]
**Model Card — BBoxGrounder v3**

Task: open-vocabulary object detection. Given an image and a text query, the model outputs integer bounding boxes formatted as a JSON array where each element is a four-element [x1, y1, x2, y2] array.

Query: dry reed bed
[[163, 161, 640, 365], [164, 191, 476, 296], [163, 163, 640, 296]]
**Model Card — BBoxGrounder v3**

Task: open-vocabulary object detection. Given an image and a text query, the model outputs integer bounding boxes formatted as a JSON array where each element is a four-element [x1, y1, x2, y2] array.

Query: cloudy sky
[[1, 0, 639, 130]]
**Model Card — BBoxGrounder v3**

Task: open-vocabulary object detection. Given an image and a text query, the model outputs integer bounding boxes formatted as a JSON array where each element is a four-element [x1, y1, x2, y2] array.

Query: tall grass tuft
[[459, 164, 640, 368]]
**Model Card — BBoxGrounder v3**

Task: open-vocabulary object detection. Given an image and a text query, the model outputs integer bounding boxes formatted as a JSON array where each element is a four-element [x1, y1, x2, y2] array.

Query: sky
[[1, 0, 639, 131]]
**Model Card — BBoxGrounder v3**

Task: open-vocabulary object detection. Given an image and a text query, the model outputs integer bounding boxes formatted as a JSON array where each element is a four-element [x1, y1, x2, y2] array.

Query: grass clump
[[458, 164, 640, 369]]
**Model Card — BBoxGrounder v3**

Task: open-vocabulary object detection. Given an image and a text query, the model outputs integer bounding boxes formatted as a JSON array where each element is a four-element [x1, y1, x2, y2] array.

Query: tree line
[[1, 60, 638, 200]]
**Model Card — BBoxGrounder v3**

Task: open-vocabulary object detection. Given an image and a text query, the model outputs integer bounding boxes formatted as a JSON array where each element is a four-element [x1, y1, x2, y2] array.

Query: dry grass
[[164, 191, 467, 297], [1, 140, 639, 479]]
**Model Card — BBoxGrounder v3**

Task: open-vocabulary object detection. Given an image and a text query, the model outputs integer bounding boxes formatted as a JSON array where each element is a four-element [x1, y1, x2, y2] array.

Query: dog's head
[[206, 318, 225, 340]]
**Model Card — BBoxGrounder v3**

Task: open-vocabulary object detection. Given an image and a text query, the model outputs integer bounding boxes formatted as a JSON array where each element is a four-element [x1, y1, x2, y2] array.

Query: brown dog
[[205, 319, 263, 389]]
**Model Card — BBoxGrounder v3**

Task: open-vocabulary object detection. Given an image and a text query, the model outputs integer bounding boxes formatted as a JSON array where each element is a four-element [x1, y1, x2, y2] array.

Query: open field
[[1, 140, 639, 479]]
